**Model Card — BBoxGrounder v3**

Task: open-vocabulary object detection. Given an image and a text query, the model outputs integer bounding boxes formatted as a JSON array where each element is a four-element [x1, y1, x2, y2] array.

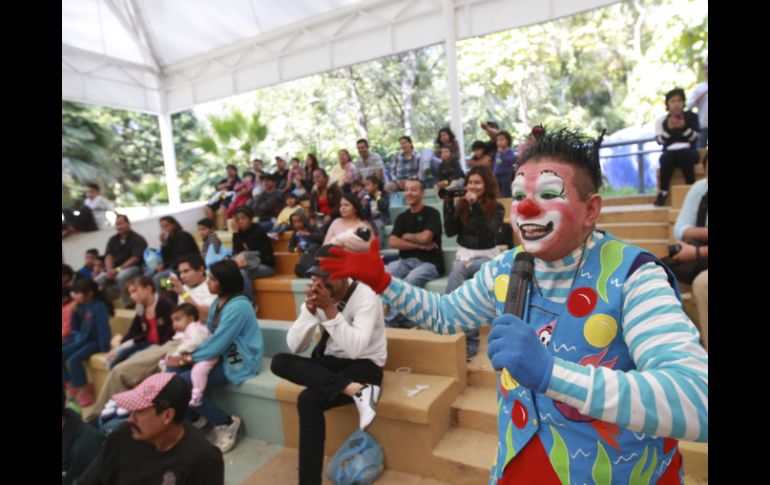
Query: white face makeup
[[510, 168, 570, 255]]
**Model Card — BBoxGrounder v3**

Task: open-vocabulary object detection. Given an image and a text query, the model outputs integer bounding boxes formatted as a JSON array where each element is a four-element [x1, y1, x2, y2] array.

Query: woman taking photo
[[443, 166, 504, 359]]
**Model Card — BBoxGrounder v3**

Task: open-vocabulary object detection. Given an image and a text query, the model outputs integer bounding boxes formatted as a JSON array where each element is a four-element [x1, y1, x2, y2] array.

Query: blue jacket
[[71, 300, 112, 352], [193, 295, 263, 385]]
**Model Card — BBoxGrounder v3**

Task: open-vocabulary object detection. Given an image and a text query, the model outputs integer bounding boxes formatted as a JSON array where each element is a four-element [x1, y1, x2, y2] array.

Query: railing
[[599, 136, 661, 194]]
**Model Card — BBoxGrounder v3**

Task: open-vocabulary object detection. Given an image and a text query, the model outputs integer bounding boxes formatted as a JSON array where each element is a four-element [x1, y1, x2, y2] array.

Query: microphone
[[503, 252, 535, 318]]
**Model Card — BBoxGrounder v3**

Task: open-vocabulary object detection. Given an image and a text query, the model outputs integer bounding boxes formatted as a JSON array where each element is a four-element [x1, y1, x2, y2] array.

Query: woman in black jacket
[[151, 216, 200, 290], [443, 166, 504, 359]]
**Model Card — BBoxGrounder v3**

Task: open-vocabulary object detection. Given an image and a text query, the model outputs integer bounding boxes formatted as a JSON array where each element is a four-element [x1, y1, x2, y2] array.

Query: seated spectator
[[85, 254, 216, 423], [159, 304, 219, 406], [204, 164, 241, 224], [83, 183, 112, 230], [360, 176, 390, 249], [62, 286, 75, 343], [62, 278, 114, 407], [232, 206, 276, 302], [385, 136, 421, 192], [434, 145, 465, 193], [666, 150, 708, 350], [329, 149, 358, 191], [349, 179, 364, 197], [252, 169, 265, 198], [248, 173, 285, 232], [468, 140, 493, 170], [76, 373, 224, 485], [105, 276, 176, 370], [225, 171, 257, 219], [94, 214, 148, 307], [303, 154, 321, 193], [62, 387, 103, 485], [654, 88, 701, 206], [354, 139, 385, 184], [197, 218, 223, 262], [164, 260, 265, 454], [271, 245, 386, 484], [268, 192, 305, 240], [288, 156, 306, 188], [442, 166, 504, 360], [289, 212, 326, 277], [310, 168, 343, 228], [324, 193, 376, 253], [434, 127, 461, 161], [150, 216, 199, 291], [493, 130, 517, 197], [76, 249, 100, 280], [385, 178, 444, 328], [251, 158, 264, 174], [63, 263, 76, 286], [274, 155, 290, 191]]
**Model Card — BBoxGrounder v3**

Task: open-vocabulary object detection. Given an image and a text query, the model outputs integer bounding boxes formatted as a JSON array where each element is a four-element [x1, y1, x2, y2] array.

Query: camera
[[668, 244, 682, 258], [438, 187, 467, 199]]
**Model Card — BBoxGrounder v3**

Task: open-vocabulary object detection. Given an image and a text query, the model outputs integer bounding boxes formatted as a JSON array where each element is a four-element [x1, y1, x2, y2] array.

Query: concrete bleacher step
[[109, 308, 135, 337], [451, 387, 497, 433], [430, 427, 496, 484], [657, 161, 705, 193], [671, 184, 691, 210], [598, 205, 668, 224], [602, 194, 656, 206], [623, 239, 669, 258], [273, 251, 300, 276], [597, 222, 669, 240]]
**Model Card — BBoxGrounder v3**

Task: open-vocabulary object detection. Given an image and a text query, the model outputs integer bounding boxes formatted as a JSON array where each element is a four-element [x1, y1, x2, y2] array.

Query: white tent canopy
[[63, 0, 617, 204]]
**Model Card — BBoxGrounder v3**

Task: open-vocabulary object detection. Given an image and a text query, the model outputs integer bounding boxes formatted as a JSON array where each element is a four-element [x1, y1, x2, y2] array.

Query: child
[[159, 304, 219, 406], [91, 256, 105, 280], [268, 192, 305, 240], [290, 170, 307, 198], [62, 278, 114, 407], [288, 212, 325, 277], [226, 171, 257, 219], [105, 276, 176, 370], [350, 179, 364, 197], [287, 157, 305, 188], [361, 176, 390, 249], [62, 286, 75, 343], [76, 248, 100, 280], [197, 218, 223, 258]]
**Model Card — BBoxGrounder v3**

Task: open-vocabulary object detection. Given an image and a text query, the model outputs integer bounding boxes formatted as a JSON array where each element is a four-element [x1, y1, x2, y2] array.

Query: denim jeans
[[169, 361, 231, 426], [62, 340, 100, 387], [384, 258, 439, 328]]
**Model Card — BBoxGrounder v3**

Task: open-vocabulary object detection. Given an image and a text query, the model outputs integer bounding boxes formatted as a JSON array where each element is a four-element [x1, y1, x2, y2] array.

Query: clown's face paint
[[510, 159, 593, 261]]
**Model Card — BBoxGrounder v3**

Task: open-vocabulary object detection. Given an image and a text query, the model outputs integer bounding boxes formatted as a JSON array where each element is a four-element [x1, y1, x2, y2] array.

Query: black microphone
[[503, 252, 535, 318]]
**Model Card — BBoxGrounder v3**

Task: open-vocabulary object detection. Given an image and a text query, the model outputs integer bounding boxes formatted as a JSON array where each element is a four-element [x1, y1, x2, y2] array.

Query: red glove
[[320, 238, 392, 294]]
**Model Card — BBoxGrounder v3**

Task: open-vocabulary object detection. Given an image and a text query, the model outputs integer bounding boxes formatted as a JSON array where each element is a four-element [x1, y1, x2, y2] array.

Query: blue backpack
[[325, 430, 384, 485], [143, 247, 162, 273], [205, 242, 231, 268]]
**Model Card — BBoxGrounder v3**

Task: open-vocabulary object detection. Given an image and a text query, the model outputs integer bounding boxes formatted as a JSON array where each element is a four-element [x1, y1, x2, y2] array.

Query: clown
[[321, 127, 708, 484]]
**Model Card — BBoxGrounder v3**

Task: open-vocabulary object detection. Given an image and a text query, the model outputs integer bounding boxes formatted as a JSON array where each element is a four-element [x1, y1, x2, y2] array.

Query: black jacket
[[444, 199, 504, 250]]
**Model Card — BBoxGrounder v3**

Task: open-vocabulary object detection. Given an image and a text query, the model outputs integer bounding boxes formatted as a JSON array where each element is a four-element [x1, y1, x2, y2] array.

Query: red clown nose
[[517, 198, 542, 218]]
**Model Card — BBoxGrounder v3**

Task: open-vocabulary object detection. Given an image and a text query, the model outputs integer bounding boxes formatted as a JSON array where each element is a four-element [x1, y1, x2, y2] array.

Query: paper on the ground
[[406, 385, 430, 398]]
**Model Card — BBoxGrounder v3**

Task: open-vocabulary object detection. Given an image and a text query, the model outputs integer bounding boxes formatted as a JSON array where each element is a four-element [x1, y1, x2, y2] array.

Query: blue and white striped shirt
[[382, 231, 708, 441]]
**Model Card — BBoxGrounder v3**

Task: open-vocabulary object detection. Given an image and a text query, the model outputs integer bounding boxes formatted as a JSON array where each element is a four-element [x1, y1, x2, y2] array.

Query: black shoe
[[653, 192, 667, 207]]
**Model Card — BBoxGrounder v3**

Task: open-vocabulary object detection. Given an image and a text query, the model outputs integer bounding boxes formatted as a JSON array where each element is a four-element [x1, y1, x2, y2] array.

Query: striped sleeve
[[655, 116, 669, 145], [544, 262, 708, 441], [381, 257, 499, 334]]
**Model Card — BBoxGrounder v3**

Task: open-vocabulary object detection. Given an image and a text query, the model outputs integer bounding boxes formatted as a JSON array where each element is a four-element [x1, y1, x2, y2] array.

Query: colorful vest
[[489, 232, 683, 485]]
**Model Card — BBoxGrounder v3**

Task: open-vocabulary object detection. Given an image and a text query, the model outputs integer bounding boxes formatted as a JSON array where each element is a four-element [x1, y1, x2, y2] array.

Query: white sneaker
[[213, 415, 242, 454], [191, 415, 209, 430], [352, 384, 381, 430]]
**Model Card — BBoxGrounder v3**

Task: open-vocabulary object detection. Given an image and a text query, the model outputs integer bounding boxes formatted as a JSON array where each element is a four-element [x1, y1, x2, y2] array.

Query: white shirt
[[178, 278, 217, 308], [287, 280, 388, 366], [687, 81, 708, 128], [85, 195, 111, 229]]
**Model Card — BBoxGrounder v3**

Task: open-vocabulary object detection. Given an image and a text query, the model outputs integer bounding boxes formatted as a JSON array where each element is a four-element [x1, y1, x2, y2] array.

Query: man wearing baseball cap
[[75, 372, 224, 485], [271, 244, 387, 485]]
